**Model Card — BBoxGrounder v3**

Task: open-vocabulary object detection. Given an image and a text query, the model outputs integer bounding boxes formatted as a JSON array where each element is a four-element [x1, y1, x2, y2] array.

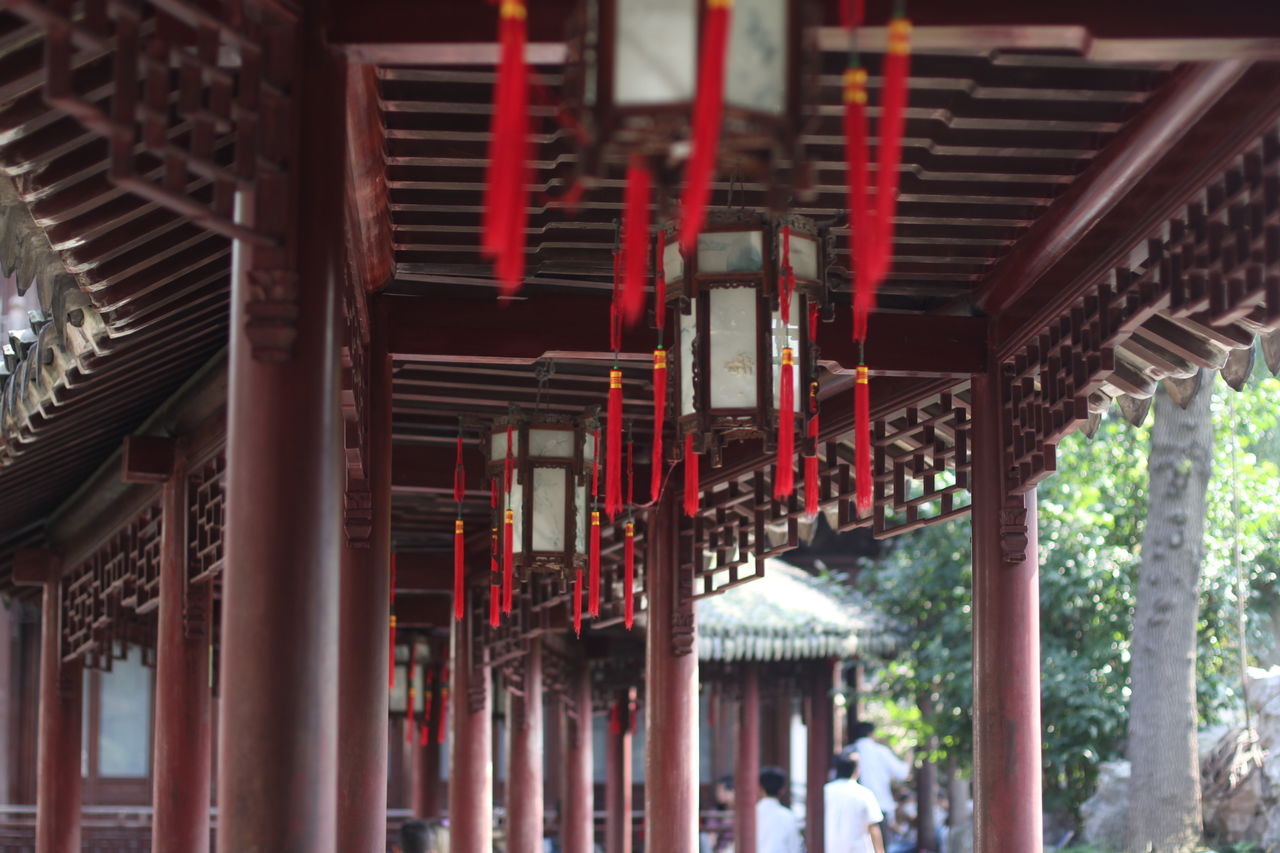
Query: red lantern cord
[[805, 381, 820, 519], [438, 666, 449, 745], [610, 251, 623, 354], [482, 0, 530, 293], [844, 65, 874, 341], [490, 478, 501, 627], [683, 433, 699, 517], [626, 432, 634, 507], [453, 433, 466, 504], [589, 510, 602, 618], [621, 155, 651, 327], [421, 669, 434, 746], [839, 0, 865, 29], [606, 368, 623, 520], [873, 17, 911, 286], [573, 568, 583, 636], [502, 508, 515, 614], [678, 0, 733, 251], [780, 226, 794, 325], [388, 552, 397, 690], [624, 521, 635, 630], [855, 365, 872, 514], [503, 422, 514, 494], [591, 427, 601, 498], [651, 348, 667, 502], [654, 232, 667, 332], [406, 643, 417, 744], [453, 519, 466, 621], [775, 348, 795, 498]]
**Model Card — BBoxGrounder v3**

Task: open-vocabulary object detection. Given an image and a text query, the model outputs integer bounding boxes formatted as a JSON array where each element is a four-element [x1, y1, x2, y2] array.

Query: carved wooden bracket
[[245, 270, 301, 362], [999, 496, 1029, 564], [344, 482, 373, 548]]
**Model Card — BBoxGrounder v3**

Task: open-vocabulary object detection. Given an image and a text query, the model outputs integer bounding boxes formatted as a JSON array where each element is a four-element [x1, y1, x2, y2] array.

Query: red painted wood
[[806, 662, 834, 853], [507, 639, 544, 853], [36, 580, 81, 853], [970, 372, 1043, 853], [449, 609, 493, 853], [152, 463, 212, 853], [643, 493, 698, 852], [734, 664, 760, 853], [215, 21, 344, 853], [337, 329, 392, 852], [605, 690, 633, 853], [414, 724, 443, 818], [561, 660, 594, 853]]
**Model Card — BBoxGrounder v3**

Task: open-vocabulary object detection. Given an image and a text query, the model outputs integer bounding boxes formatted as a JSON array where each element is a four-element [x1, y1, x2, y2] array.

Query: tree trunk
[[1125, 375, 1214, 853]]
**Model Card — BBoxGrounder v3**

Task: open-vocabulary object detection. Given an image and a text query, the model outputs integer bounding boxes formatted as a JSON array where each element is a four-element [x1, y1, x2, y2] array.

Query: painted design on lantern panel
[[724, 0, 788, 115], [531, 467, 568, 552], [614, 0, 698, 106], [663, 239, 685, 283], [681, 301, 697, 416], [509, 478, 524, 556], [781, 234, 818, 280], [709, 287, 759, 408], [529, 428, 574, 459], [698, 230, 763, 274]]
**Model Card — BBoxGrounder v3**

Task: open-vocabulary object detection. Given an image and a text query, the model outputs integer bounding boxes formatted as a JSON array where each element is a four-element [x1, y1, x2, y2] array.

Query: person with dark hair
[[826, 749, 886, 853], [396, 819, 436, 853], [851, 722, 909, 839], [756, 765, 802, 853]]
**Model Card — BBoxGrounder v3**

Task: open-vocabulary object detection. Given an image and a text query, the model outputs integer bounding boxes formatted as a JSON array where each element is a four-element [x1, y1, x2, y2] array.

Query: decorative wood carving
[[186, 452, 226, 640], [344, 482, 373, 548], [999, 497, 1030, 564], [245, 270, 302, 363]]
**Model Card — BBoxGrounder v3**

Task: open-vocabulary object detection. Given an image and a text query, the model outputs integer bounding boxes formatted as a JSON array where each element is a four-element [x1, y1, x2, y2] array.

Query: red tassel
[[775, 348, 795, 498], [490, 583, 501, 627], [872, 18, 911, 285], [490, 477, 501, 626], [406, 644, 417, 743], [624, 521, 635, 630], [438, 667, 449, 745], [606, 368, 623, 520], [573, 568, 583, 637], [453, 519, 466, 621], [621, 155, 651, 326], [654, 232, 667, 332], [503, 507, 514, 614], [589, 511, 601, 618], [839, 0, 865, 28], [388, 552, 397, 690], [651, 349, 667, 502], [805, 382, 820, 519], [855, 365, 872, 514], [503, 423, 514, 494], [421, 669, 434, 747], [482, 0, 530, 293], [844, 65, 874, 341], [678, 0, 733, 251], [683, 433, 699, 517]]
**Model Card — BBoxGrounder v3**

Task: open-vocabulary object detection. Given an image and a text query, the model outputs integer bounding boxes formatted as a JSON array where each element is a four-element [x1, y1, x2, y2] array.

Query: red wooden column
[[216, 16, 345, 853], [151, 445, 212, 853], [414, 686, 443, 818], [806, 661, 834, 853], [644, 491, 698, 852], [336, 324, 392, 851], [561, 658, 594, 853], [735, 663, 760, 853], [970, 370, 1043, 853], [507, 638, 545, 852], [449, 604, 493, 852], [605, 689, 633, 853]]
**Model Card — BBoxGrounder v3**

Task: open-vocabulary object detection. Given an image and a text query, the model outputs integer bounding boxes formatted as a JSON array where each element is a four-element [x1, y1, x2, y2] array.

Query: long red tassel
[[775, 348, 795, 498], [388, 552, 397, 689], [606, 368, 623, 519], [624, 521, 635, 630], [844, 65, 874, 341], [678, 0, 733, 251], [482, 0, 530, 293], [651, 348, 667, 502], [683, 432, 699, 517], [453, 519, 466, 621], [855, 364, 872, 514], [621, 155, 651, 326], [421, 669, 434, 746], [406, 643, 417, 743], [805, 381, 820, 519], [503, 507, 515, 613], [437, 666, 449, 744], [490, 478, 501, 627], [872, 17, 912, 285], [589, 511, 601, 618], [573, 568, 583, 636]]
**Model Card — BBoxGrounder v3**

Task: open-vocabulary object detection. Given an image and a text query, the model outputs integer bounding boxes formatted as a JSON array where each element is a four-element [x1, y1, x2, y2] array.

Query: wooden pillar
[[337, 324, 392, 851], [415, 703, 443, 818], [561, 659, 594, 853], [153, 451, 213, 853], [507, 639, 544, 852], [644, 492, 698, 852], [216, 17, 344, 853], [734, 664, 760, 853], [35, 571, 81, 853], [0, 597, 13, 805], [606, 690, 633, 853], [971, 370, 1043, 853], [806, 662, 833, 853], [449, 606, 493, 853]]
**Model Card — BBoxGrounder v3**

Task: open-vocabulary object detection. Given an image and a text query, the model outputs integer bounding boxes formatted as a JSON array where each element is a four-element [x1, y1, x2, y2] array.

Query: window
[[81, 645, 155, 803]]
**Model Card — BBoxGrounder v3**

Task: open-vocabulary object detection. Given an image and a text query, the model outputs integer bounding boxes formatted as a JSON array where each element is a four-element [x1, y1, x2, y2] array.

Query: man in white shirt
[[756, 765, 802, 853], [825, 751, 886, 853], [851, 721, 910, 840]]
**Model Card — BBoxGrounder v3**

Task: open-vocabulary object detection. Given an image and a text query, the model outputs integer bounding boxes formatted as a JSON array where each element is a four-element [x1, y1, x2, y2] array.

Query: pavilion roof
[[695, 558, 897, 663]]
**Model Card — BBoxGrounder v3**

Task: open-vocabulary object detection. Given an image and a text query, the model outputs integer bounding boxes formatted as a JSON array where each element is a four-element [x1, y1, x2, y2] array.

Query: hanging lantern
[[483, 409, 600, 580], [562, 0, 819, 214], [662, 210, 828, 470]]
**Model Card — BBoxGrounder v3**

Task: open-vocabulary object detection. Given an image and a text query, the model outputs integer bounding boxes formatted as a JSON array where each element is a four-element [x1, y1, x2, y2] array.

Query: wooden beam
[[121, 435, 176, 484], [394, 553, 454, 593], [394, 595, 453, 628], [12, 549, 58, 587], [392, 442, 485, 495], [345, 64, 393, 294]]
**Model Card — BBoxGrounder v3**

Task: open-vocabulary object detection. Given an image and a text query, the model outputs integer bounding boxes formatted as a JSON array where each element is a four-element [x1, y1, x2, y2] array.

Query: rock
[[1080, 760, 1130, 850], [1248, 666, 1280, 852]]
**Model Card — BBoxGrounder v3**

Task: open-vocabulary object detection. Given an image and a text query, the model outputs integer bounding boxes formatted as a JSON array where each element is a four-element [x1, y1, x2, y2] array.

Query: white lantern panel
[[614, 0, 698, 106], [709, 287, 759, 409], [490, 428, 520, 463], [724, 0, 788, 115], [529, 427, 575, 459], [680, 301, 697, 416], [583, 429, 597, 469], [698, 230, 763, 275], [575, 482, 588, 553], [781, 233, 819, 281], [530, 466, 568, 551], [509, 478, 525, 556], [770, 292, 801, 413], [663, 239, 685, 283]]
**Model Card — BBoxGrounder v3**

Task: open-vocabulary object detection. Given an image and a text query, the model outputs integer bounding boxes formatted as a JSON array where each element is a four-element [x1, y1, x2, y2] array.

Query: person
[[396, 819, 436, 853], [756, 765, 802, 853], [825, 750, 886, 853], [850, 722, 909, 842]]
